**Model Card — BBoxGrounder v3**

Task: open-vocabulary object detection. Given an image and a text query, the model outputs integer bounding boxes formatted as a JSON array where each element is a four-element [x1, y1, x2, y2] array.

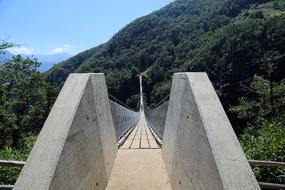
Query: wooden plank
[[0, 160, 25, 168], [249, 160, 285, 168], [117, 123, 137, 147], [131, 139, 140, 149]]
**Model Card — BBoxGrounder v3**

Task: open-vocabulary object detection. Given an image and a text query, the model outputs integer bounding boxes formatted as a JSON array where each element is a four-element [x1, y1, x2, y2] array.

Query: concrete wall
[[162, 72, 260, 190], [145, 101, 168, 139], [109, 100, 139, 141], [14, 73, 118, 190]]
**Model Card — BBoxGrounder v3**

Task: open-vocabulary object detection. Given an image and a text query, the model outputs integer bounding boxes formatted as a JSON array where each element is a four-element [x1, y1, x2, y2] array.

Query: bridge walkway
[[120, 113, 159, 149], [105, 112, 172, 190]]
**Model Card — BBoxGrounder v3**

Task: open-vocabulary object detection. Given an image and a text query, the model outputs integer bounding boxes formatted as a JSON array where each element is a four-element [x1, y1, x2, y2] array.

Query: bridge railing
[[108, 93, 138, 112], [108, 93, 140, 143], [145, 101, 169, 140], [0, 160, 25, 168], [109, 100, 139, 142], [144, 93, 170, 141], [0, 160, 25, 189], [248, 160, 285, 189]]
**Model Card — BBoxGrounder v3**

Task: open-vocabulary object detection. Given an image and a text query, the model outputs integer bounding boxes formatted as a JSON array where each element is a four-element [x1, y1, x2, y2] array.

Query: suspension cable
[[147, 94, 170, 110], [108, 93, 138, 112]]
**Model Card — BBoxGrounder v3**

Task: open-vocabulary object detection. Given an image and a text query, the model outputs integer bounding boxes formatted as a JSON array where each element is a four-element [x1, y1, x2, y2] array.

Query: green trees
[[229, 75, 285, 183], [0, 56, 48, 148], [187, 12, 285, 131], [0, 42, 51, 184], [230, 76, 285, 128], [240, 123, 285, 183], [0, 135, 36, 184], [47, 0, 285, 115]]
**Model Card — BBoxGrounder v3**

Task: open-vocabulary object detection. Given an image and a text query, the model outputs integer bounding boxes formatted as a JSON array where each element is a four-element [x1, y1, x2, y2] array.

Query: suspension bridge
[[1, 72, 284, 190]]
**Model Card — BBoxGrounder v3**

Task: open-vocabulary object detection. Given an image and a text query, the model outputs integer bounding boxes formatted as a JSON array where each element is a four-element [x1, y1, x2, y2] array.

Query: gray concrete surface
[[145, 101, 168, 139], [162, 72, 260, 190], [109, 100, 139, 141], [14, 73, 118, 190]]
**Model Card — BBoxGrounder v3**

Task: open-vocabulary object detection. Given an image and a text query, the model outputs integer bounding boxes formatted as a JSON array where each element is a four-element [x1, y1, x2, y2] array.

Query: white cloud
[[8, 46, 34, 55], [52, 44, 72, 54]]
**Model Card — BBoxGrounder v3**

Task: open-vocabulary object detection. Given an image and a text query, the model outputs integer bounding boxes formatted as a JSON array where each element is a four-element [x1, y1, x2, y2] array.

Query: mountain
[[0, 52, 72, 72], [24, 53, 72, 72], [47, 0, 285, 129]]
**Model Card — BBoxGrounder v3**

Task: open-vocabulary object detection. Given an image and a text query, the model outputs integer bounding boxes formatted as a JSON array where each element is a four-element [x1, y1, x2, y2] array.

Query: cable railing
[[108, 93, 138, 112], [109, 100, 140, 142], [249, 160, 285, 168], [248, 160, 285, 190], [146, 94, 170, 110], [0, 160, 26, 190], [144, 94, 170, 140], [0, 160, 25, 168], [145, 101, 168, 140]]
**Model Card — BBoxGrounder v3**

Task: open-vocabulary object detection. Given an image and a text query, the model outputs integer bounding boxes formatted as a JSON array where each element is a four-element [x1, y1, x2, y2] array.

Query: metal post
[[139, 74, 144, 111]]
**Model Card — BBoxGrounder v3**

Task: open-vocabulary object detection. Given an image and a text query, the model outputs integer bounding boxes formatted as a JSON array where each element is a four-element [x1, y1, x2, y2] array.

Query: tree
[[230, 75, 285, 128], [261, 51, 282, 110], [0, 56, 48, 148], [240, 122, 285, 183]]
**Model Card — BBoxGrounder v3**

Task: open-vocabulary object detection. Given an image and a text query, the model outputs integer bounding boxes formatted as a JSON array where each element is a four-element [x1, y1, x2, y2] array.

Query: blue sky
[[0, 0, 174, 55]]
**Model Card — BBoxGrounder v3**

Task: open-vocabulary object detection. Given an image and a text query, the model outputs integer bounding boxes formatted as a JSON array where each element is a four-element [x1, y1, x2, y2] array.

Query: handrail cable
[[147, 94, 170, 110], [108, 93, 138, 112]]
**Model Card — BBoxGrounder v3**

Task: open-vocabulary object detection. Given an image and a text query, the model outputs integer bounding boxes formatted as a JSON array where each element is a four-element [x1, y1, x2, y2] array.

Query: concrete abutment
[[161, 73, 260, 190]]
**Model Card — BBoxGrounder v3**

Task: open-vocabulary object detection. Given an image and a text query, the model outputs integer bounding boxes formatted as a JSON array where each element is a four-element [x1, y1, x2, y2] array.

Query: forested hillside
[[49, 0, 285, 128]]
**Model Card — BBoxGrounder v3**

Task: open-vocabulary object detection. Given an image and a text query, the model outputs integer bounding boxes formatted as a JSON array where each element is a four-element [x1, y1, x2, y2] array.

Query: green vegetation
[[230, 75, 285, 128], [48, 0, 285, 126], [240, 123, 285, 183], [0, 135, 36, 184], [230, 75, 285, 183], [0, 148, 26, 184], [0, 56, 50, 148], [0, 51, 55, 184]]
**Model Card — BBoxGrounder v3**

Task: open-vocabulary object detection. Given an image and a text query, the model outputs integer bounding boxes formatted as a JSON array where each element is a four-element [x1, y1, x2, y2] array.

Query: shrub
[[240, 122, 285, 183], [0, 134, 37, 185], [0, 147, 27, 185]]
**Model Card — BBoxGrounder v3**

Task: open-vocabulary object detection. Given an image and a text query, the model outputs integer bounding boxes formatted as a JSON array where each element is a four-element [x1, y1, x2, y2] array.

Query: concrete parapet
[[14, 73, 118, 190], [145, 101, 168, 139], [109, 100, 139, 141], [162, 72, 260, 190]]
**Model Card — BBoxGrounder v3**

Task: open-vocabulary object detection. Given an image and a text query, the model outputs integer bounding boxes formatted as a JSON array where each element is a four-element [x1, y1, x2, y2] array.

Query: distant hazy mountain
[[0, 51, 72, 72], [0, 51, 13, 63]]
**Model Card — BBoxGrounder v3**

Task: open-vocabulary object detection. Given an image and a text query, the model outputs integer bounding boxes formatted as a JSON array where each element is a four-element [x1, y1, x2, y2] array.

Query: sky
[[0, 0, 174, 55]]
